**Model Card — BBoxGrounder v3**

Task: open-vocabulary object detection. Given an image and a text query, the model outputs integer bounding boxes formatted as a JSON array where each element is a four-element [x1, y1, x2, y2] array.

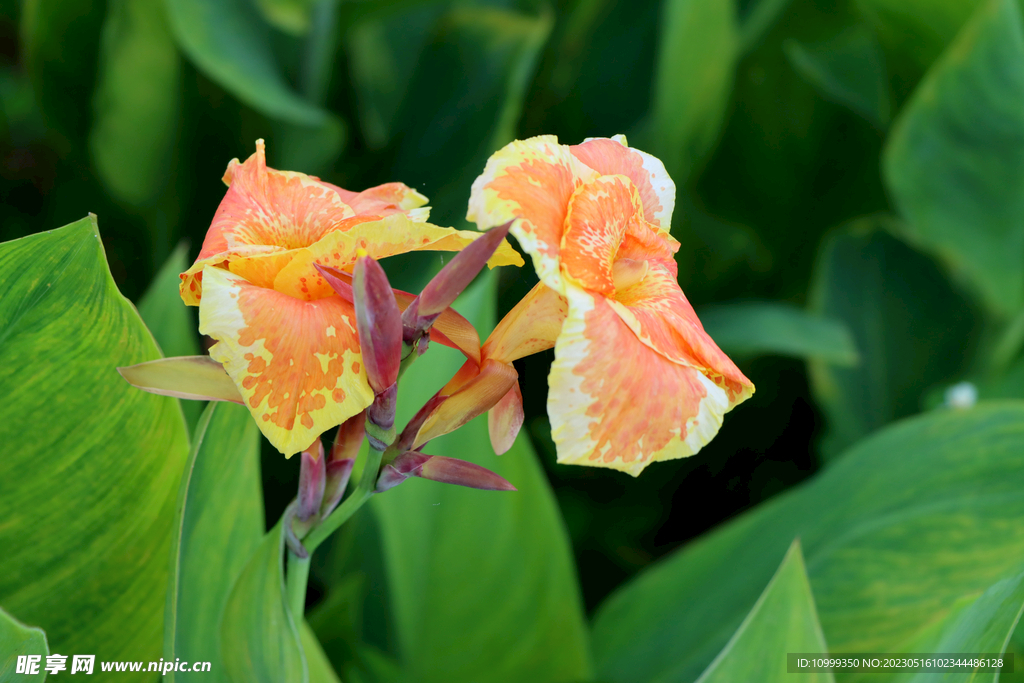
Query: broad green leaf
[[371, 271, 592, 683], [138, 243, 202, 430], [0, 607, 48, 681], [808, 219, 978, 457], [785, 25, 890, 128], [163, 0, 326, 125], [905, 570, 1024, 683], [388, 6, 553, 229], [591, 402, 1024, 683], [698, 301, 858, 365], [646, 0, 737, 186], [883, 0, 1024, 317], [739, 0, 794, 52], [165, 402, 263, 681], [857, 0, 984, 69], [20, 0, 106, 147], [90, 0, 181, 207], [0, 217, 190, 676], [256, 0, 316, 35], [695, 541, 834, 683], [220, 520, 306, 683], [301, 621, 343, 683]]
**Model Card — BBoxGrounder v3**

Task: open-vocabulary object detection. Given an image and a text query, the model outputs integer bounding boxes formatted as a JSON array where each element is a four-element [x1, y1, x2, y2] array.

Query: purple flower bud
[[352, 255, 402, 396], [375, 451, 516, 493], [297, 439, 326, 522], [402, 221, 513, 339]]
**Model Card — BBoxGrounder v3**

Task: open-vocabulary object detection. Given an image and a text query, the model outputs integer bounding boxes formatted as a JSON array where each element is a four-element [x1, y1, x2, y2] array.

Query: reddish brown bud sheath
[[297, 439, 326, 522], [314, 263, 354, 303], [320, 412, 365, 516], [375, 451, 516, 493], [395, 394, 448, 453], [402, 221, 513, 343], [353, 255, 402, 396]]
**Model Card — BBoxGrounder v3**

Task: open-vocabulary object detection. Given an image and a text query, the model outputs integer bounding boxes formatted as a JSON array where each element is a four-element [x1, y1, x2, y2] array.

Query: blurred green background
[[7, 0, 1024, 677]]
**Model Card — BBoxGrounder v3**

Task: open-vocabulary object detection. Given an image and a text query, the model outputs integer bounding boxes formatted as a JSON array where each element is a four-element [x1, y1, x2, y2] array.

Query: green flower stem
[[286, 549, 311, 620], [304, 444, 384, 553]]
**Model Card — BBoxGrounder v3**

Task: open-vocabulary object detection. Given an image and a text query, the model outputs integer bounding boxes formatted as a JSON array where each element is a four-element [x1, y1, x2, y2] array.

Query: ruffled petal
[[483, 282, 567, 364], [325, 181, 430, 220], [548, 284, 737, 476], [271, 214, 524, 301], [570, 136, 676, 229], [560, 174, 641, 296], [607, 264, 753, 404], [468, 135, 597, 292], [200, 139, 356, 258], [198, 266, 374, 456]]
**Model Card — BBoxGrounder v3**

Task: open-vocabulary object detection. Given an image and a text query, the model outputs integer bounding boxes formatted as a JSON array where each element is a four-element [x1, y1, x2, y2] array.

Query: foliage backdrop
[[4, 0, 1024, 680]]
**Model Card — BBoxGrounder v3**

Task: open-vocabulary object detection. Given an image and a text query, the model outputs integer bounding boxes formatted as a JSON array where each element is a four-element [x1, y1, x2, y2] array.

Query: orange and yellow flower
[[467, 135, 754, 476], [180, 140, 522, 456]]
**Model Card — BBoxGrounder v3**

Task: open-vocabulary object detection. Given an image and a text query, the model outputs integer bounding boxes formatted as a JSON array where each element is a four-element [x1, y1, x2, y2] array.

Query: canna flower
[[465, 134, 754, 476], [168, 140, 522, 456]]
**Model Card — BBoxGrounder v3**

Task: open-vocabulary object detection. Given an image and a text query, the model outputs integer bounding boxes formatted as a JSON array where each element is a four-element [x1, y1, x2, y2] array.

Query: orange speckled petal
[[608, 264, 753, 404], [560, 174, 642, 296], [179, 245, 289, 306], [467, 135, 598, 292], [197, 140, 356, 260], [198, 265, 374, 456], [548, 284, 738, 476], [570, 136, 676, 229], [272, 214, 524, 301], [483, 282, 567, 364], [325, 181, 430, 221]]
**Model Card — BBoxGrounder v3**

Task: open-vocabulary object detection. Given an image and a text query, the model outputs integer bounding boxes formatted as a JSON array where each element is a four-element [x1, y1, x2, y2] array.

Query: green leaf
[[163, 0, 326, 125], [784, 25, 890, 128], [255, 0, 316, 35], [857, 0, 984, 69], [138, 243, 202, 430], [645, 0, 738, 186], [0, 607, 48, 681], [387, 6, 553, 229], [697, 301, 858, 365], [695, 541, 834, 683], [808, 219, 978, 457], [20, 0, 107, 148], [165, 402, 263, 681], [220, 520, 306, 683], [591, 401, 1024, 683], [883, 0, 1024, 317], [90, 0, 181, 207], [905, 570, 1024, 683], [371, 271, 592, 683], [739, 0, 794, 52], [0, 217, 190, 675], [301, 621, 343, 683]]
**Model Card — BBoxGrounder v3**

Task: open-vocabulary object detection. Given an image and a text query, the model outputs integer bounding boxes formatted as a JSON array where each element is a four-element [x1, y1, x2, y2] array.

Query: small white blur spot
[[944, 382, 978, 410]]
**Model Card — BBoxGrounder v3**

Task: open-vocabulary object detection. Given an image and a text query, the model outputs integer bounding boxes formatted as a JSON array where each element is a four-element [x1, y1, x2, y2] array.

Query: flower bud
[[402, 221, 513, 342], [320, 412, 364, 517], [375, 451, 516, 493], [353, 255, 402, 396], [297, 439, 326, 522]]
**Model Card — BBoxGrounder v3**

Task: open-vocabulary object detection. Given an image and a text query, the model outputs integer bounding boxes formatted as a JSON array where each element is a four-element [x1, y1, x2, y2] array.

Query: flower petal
[[548, 284, 737, 476], [607, 264, 753, 404], [482, 282, 567, 364], [201, 139, 356, 257], [488, 380, 524, 455], [272, 214, 524, 301], [324, 181, 430, 218], [468, 135, 597, 292], [414, 359, 518, 448], [198, 265, 374, 456], [560, 174, 640, 296], [570, 136, 676, 229]]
